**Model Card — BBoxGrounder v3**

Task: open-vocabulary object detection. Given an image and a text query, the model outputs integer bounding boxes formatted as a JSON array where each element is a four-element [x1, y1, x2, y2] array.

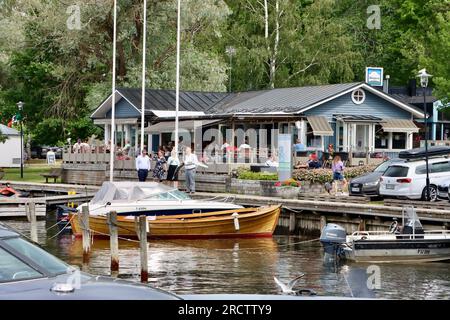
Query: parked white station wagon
[[379, 157, 450, 201]]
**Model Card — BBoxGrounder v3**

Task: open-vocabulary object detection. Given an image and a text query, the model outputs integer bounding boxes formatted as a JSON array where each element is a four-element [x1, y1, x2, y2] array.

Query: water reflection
[[3, 218, 450, 299]]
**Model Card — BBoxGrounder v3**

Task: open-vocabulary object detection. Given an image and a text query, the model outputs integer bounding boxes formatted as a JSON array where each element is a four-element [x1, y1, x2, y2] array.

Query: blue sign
[[278, 134, 292, 181], [365, 67, 383, 87]]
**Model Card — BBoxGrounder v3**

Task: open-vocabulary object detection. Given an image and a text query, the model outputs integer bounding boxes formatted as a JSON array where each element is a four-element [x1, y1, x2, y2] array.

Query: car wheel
[[422, 185, 438, 202]]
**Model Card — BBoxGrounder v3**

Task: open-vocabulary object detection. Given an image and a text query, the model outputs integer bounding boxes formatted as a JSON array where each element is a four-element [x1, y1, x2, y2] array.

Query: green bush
[[237, 170, 278, 181]]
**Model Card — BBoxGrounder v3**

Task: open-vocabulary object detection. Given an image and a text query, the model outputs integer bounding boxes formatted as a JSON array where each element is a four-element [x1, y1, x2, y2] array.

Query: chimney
[[383, 75, 390, 93], [409, 79, 417, 96]]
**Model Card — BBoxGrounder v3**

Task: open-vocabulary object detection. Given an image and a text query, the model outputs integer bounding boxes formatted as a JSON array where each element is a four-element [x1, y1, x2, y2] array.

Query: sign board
[[278, 134, 292, 181], [46, 151, 56, 165], [365, 67, 383, 87]]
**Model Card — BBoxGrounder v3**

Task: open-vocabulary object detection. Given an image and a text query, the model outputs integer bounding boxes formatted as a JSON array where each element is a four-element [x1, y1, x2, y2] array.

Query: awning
[[145, 119, 222, 133], [381, 119, 419, 133], [306, 116, 333, 136]]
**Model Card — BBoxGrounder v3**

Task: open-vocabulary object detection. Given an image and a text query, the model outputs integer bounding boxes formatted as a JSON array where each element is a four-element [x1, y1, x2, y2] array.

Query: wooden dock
[[1, 181, 98, 218]]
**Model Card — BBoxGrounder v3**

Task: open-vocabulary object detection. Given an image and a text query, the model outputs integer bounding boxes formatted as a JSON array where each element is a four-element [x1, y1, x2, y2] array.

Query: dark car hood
[[0, 272, 181, 300], [350, 172, 383, 184]]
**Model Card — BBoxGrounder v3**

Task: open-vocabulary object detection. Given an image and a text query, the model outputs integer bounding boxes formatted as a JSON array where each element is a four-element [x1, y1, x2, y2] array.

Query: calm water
[[4, 213, 450, 299]]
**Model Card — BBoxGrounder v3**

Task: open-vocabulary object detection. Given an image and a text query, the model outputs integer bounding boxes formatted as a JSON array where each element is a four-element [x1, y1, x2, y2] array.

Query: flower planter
[[275, 186, 300, 199]]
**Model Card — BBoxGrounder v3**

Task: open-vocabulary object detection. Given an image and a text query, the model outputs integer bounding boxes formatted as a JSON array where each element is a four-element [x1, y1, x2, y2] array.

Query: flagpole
[[140, 0, 147, 153], [109, 0, 117, 182], [174, 0, 181, 160]]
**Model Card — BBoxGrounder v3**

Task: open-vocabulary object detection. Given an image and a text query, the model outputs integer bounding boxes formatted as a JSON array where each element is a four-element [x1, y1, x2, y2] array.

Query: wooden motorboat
[[69, 205, 281, 239]]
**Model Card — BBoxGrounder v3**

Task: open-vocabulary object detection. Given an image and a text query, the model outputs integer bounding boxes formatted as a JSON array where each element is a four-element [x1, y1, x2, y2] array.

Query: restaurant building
[[91, 82, 427, 161]]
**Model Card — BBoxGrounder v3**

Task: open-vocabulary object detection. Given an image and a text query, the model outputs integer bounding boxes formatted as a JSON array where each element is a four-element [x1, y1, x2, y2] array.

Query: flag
[[7, 115, 17, 128]]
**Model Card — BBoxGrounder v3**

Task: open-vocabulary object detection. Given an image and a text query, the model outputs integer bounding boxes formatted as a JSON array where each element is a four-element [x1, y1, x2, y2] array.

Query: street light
[[225, 46, 236, 93], [16, 101, 24, 179], [417, 68, 432, 201]]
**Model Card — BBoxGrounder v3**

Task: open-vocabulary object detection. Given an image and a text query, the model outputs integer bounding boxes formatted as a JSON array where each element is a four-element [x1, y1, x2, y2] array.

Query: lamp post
[[225, 46, 236, 93], [16, 101, 24, 179], [417, 69, 432, 201]]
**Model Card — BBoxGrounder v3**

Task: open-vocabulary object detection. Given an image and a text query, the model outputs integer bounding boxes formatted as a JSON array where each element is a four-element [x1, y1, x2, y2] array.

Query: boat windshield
[[403, 206, 423, 229], [90, 181, 186, 204], [146, 190, 191, 201]]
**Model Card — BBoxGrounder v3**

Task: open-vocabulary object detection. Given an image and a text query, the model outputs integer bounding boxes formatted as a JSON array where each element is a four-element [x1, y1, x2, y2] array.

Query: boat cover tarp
[[90, 182, 174, 204]]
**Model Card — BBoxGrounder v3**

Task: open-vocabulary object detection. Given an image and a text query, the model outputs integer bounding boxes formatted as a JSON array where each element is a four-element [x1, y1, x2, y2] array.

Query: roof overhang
[[145, 119, 223, 133], [90, 90, 142, 119], [296, 83, 425, 119]]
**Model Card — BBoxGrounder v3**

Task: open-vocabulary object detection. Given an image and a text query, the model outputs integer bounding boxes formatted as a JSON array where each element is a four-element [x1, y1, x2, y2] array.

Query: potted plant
[[274, 178, 301, 199]]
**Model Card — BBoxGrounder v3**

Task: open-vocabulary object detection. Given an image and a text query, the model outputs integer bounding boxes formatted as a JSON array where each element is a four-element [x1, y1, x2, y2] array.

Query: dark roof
[[209, 83, 362, 114], [390, 94, 438, 105], [0, 124, 19, 136], [117, 88, 231, 113]]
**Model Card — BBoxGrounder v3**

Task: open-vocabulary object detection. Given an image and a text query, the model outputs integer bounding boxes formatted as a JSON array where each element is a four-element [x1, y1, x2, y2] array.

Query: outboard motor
[[320, 223, 347, 255]]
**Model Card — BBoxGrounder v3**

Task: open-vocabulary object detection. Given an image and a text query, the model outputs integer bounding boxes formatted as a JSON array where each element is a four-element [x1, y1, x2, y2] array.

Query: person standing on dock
[[332, 155, 347, 194], [167, 149, 180, 182], [152, 150, 167, 182], [135, 149, 151, 182], [183, 147, 198, 194]]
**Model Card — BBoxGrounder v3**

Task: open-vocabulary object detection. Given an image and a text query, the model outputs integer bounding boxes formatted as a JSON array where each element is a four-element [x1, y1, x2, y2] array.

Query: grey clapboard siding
[[106, 98, 140, 118], [305, 90, 412, 121]]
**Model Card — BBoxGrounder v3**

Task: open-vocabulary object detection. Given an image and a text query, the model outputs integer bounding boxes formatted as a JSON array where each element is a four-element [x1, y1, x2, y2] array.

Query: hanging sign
[[365, 67, 383, 87]]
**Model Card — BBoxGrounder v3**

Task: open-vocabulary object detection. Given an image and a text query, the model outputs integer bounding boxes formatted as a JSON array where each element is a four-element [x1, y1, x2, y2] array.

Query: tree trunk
[[269, 0, 280, 89]]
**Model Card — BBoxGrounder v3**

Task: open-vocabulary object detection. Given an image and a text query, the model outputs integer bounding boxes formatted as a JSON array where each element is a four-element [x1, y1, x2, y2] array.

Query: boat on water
[[320, 206, 450, 263], [77, 181, 243, 217], [69, 205, 281, 239], [69, 181, 281, 238]]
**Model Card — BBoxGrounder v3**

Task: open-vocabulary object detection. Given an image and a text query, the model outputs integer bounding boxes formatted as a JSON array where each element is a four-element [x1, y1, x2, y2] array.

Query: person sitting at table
[[265, 155, 279, 167], [293, 139, 306, 154], [307, 152, 321, 169]]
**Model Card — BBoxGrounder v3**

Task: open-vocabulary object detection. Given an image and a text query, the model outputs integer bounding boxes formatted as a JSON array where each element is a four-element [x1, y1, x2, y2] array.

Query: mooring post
[[320, 215, 327, 231], [107, 211, 119, 274], [138, 215, 148, 283], [28, 201, 38, 243], [289, 211, 296, 234], [81, 205, 91, 263]]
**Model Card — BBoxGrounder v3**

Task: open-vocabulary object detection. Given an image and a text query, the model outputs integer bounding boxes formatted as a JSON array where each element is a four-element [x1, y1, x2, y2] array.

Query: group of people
[[135, 145, 199, 194], [72, 139, 91, 153]]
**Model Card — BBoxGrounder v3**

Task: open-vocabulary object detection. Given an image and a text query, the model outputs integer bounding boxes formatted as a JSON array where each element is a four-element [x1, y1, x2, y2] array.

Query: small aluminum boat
[[320, 206, 450, 263]]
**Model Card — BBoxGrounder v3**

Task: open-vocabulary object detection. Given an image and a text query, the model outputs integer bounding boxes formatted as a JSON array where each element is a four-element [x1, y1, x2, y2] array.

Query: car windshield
[[0, 246, 42, 283], [383, 165, 409, 177], [3, 237, 69, 276], [375, 160, 397, 172]]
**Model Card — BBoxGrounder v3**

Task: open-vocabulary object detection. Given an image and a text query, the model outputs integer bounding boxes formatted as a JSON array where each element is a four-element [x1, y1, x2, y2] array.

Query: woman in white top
[[183, 147, 199, 193], [166, 150, 180, 181]]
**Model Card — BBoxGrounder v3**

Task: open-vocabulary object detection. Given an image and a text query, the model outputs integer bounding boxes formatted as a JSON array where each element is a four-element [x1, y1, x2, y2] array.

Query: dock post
[[107, 211, 119, 274], [319, 215, 327, 231], [81, 205, 91, 263], [138, 215, 148, 283], [289, 211, 296, 234], [28, 201, 38, 242]]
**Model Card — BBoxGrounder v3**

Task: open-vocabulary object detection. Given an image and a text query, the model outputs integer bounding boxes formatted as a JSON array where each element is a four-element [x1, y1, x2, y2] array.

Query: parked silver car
[[349, 159, 405, 196], [0, 223, 181, 300]]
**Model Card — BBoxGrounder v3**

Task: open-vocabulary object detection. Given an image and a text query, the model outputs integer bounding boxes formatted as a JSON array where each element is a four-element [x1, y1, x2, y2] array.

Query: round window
[[351, 89, 366, 104]]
